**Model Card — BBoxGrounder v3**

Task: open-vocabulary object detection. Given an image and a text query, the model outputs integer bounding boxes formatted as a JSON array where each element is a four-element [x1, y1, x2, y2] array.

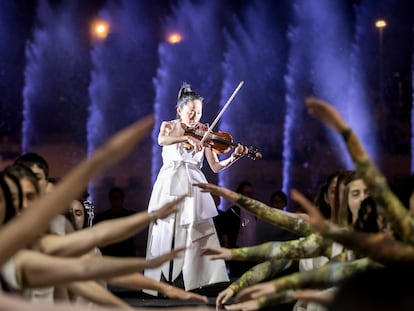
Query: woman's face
[[70, 200, 85, 230], [178, 100, 202, 127], [20, 178, 39, 210], [347, 179, 369, 223]]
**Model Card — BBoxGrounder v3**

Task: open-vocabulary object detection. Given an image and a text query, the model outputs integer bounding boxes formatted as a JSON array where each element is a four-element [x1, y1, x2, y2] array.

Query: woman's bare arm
[[14, 246, 184, 288], [66, 281, 133, 310], [0, 115, 154, 267], [39, 196, 182, 257]]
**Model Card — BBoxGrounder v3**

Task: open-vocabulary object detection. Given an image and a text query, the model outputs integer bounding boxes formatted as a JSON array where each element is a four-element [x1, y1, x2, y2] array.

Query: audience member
[[94, 187, 137, 257], [256, 190, 300, 244]]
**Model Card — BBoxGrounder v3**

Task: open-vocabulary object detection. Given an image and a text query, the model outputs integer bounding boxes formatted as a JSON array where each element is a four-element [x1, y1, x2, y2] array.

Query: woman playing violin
[[144, 82, 249, 294]]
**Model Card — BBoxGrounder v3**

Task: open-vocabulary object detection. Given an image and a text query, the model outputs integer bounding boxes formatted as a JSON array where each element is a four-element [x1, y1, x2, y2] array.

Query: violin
[[182, 123, 262, 160]]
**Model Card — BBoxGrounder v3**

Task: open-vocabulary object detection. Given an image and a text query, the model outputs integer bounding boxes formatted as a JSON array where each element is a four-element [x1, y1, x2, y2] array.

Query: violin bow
[[200, 81, 244, 146]]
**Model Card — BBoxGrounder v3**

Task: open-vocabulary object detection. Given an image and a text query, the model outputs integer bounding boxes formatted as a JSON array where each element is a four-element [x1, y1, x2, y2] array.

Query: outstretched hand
[[224, 299, 260, 311], [304, 97, 349, 133], [216, 287, 235, 309], [162, 285, 208, 303], [152, 195, 185, 221], [235, 281, 276, 302], [290, 189, 328, 233], [201, 246, 232, 260], [147, 246, 186, 269], [289, 289, 334, 306], [193, 183, 223, 197]]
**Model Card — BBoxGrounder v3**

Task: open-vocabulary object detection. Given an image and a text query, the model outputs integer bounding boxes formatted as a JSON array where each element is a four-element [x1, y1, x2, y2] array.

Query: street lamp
[[375, 19, 387, 108], [90, 18, 110, 44]]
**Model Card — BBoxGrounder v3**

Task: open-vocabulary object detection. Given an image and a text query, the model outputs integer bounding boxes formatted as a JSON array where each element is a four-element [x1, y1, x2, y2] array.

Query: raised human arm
[[195, 183, 313, 236], [304, 97, 414, 244], [292, 187, 414, 265], [0, 115, 154, 267], [39, 196, 183, 257]]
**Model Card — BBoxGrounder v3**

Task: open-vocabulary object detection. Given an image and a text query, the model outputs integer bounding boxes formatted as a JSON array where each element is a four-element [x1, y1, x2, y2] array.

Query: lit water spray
[[219, 1, 288, 201], [87, 1, 160, 205], [22, 1, 90, 153], [152, 0, 223, 183], [282, 0, 375, 194], [0, 1, 26, 140]]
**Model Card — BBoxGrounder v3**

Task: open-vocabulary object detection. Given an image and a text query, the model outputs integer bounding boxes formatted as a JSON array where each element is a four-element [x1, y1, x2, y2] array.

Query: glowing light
[[167, 32, 183, 44], [91, 19, 110, 40], [375, 19, 387, 28]]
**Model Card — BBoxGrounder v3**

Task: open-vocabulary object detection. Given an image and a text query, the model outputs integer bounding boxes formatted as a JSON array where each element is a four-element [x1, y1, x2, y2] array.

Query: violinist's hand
[[186, 136, 203, 153], [201, 246, 232, 260], [216, 287, 235, 309], [233, 143, 248, 158]]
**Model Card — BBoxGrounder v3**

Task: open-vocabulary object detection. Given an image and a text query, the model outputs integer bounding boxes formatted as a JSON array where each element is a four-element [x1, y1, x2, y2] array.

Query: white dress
[[144, 120, 229, 294]]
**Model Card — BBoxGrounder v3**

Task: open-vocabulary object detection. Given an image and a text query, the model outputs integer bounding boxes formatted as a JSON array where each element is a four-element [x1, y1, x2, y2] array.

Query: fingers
[[235, 284, 272, 302], [224, 300, 258, 311], [290, 188, 326, 231], [193, 183, 209, 192], [235, 287, 255, 302], [200, 246, 218, 255], [172, 246, 187, 255], [186, 292, 208, 303], [216, 289, 234, 308], [159, 195, 185, 212], [290, 189, 317, 216]]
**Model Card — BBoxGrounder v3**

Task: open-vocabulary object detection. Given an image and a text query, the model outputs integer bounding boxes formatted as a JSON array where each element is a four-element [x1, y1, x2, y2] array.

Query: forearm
[[324, 230, 414, 265], [218, 148, 246, 170], [67, 281, 132, 310], [158, 134, 188, 146], [257, 288, 335, 309], [230, 233, 328, 261], [342, 130, 414, 244], [108, 272, 164, 292], [271, 257, 381, 292], [93, 212, 153, 249], [229, 259, 292, 294], [0, 291, 130, 311], [20, 251, 166, 288], [0, 115, 153, 267], [236, 195, 313, 236]]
